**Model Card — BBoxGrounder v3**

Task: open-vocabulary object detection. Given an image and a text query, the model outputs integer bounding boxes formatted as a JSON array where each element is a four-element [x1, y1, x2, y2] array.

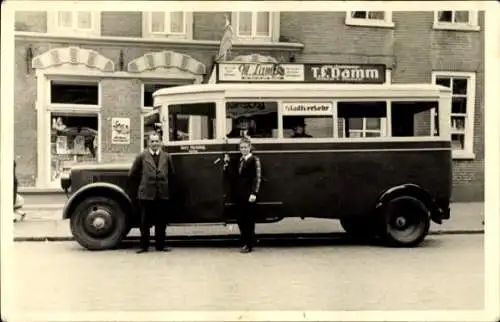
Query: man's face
[[295, 125, 304, 134], [239, 119, 249, 130], [148, 134, 161, 151]]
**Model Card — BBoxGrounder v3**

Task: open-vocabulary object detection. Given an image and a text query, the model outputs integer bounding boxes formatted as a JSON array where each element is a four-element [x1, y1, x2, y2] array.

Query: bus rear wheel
[[381, 196, 430, 247], [70, 196, 129, 251]]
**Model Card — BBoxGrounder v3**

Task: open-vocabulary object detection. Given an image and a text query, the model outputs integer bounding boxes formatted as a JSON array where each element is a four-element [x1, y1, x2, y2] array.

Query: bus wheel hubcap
[[395, 216, 407, 228]]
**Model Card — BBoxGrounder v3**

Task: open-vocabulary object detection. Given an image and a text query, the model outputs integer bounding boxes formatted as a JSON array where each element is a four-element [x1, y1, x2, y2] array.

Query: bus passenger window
[[168, 102, 216, 141], [337, 102, 387, 138], [283, 116, 333, 138], [391, 101, 439, 137], [226, 102, 278, 139]]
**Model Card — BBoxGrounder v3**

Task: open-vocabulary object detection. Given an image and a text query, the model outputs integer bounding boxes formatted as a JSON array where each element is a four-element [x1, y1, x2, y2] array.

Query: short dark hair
[[149, 132, 161, 140]]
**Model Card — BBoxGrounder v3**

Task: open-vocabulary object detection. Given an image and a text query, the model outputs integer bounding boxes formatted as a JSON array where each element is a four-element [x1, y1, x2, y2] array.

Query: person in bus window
[[234, 137, 262, 253], [227, 117, 257, 138], [291, 123, 312, 138]]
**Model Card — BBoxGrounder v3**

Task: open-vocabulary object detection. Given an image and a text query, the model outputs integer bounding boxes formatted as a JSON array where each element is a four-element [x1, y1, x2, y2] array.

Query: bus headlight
[[60, 171, 71, 194]]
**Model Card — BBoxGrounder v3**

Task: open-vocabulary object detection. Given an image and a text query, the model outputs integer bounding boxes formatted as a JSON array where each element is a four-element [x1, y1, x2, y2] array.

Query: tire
[[70, 196, 130, 250], [380, 196, 430, 247]]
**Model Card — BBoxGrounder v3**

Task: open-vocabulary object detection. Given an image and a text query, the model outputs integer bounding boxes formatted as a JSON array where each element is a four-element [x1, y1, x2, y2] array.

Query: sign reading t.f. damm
[[216, 63, 386, 84]]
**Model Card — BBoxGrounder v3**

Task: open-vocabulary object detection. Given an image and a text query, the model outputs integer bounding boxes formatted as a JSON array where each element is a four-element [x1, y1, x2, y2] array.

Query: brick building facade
[[14, 10, 484, 201]]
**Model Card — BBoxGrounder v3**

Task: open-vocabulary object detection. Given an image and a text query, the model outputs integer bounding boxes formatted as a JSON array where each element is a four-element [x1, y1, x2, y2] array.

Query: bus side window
[[168, 102, 217, 141], [226, 101, 278, 139], [391, 101, 439, 137], [337, 102, 387, 138]]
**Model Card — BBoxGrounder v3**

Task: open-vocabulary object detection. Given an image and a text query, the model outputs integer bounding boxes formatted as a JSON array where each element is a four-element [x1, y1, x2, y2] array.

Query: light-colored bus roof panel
[[153, 83, 451, 100]]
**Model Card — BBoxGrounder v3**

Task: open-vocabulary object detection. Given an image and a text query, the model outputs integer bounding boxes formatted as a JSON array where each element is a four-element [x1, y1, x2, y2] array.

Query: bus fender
[[374, 184, 442, 224], [62, 182, 134, 220]]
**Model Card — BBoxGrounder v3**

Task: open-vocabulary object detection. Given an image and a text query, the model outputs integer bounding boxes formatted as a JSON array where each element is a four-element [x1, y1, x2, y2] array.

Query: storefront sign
[[217, 63, 304, 82], [111, 117, 130, 145], [305, 64, 386, 83], [282, 102, 333, 116]]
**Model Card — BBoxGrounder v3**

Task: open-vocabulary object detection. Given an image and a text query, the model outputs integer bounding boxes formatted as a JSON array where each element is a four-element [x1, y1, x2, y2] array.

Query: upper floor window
[[232, 12, 277, 42], [143, 12, 193, 39], [433, 11, 480, 31], [345, 11, 394, 28], [47, 11, 100, 36], [432, 71, 477, 159]]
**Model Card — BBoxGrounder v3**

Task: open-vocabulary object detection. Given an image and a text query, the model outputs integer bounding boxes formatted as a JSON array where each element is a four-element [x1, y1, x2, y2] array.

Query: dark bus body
[[61, 82, 452, 250]]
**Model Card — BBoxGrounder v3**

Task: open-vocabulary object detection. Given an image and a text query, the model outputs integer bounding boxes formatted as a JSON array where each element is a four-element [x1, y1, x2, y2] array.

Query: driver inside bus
[[227, 117, 257, 138], [291, 123, 312, 138]]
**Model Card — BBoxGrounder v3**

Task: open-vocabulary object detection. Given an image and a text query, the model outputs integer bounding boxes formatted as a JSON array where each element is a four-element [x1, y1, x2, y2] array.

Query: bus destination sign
[[304, 64, 386, 84]]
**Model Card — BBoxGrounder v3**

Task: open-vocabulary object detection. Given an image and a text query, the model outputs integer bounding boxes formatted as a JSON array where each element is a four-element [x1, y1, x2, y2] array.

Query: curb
[[23, 205, 64, 210], [13, 230, 484, 242]]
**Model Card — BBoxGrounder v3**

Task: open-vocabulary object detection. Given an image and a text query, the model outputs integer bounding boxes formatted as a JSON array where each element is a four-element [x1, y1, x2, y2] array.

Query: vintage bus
[[61, 82, 452, 250]]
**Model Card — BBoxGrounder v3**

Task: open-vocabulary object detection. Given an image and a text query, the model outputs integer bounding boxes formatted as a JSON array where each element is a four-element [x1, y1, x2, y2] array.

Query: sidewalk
[[13, 202, 484, 241]]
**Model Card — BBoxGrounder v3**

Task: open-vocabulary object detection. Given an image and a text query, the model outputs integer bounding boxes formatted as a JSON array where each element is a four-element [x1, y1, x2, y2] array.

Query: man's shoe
[[136, 249, 149, 254], [156, 247, 171, 252], [240, 246, 251, 253]]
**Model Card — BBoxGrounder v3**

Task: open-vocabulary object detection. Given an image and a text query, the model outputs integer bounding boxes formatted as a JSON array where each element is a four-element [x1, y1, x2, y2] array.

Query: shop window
[[168, 102, 216, 141], [50, 113, 99, 182], [47, 11, 100, 36], [50, 81, 99, 105], [226, 101, 278, 139], [391, 101, 439, 137], [143, 12, 192, 39], [345, 11, 394, 28], [432, 72, 476, 159], [234, 12, 272, 40], [338, 102, 387, 138], [143, 83, 178, 108], [433, 11, 479, 31]]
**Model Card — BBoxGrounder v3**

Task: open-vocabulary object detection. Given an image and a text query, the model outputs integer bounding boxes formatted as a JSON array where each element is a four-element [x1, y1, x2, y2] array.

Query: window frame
[[231, 12, 279, 42], [163, 101, 219, 145], [47, 11, 101, 36], [140, 82, 190, 150], [432, 71, 476, 159], [142, 11, 193, 39], [345, 11, 395, 28], [45, 76, 102, 187], [433, 11, 480, 31]]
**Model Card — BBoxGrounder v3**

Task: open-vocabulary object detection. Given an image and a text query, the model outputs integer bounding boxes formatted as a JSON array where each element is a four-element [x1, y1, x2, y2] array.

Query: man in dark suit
[[227, 117, 257, 138], [128, 132, 175, 253], [234, 137, 262, 253], [291, 123, 312, 138]]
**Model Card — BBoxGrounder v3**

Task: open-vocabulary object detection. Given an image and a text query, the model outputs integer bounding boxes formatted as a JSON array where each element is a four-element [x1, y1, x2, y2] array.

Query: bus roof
[[153, 83, 451, 101]]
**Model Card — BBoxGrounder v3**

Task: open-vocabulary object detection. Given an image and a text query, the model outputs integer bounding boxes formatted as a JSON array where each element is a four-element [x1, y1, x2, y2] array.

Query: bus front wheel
[[70, 196, 129, 251], [381, 196, 430, 247]]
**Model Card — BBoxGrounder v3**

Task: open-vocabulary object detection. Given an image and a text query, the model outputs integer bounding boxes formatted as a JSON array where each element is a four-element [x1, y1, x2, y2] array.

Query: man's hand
[[249, 194, 256, 203]]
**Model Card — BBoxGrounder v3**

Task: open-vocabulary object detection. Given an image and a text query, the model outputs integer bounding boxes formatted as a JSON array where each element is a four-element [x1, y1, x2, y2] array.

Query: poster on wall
[[56, 136, 68, 154], [111, 117, 131, 145], [73, 135, 86, 154]]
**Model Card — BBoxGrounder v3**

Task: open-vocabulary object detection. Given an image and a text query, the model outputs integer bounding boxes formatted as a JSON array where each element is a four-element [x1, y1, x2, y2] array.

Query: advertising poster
[[73, 135, 86, 154], [111, 117, 130, 145], [55, 136, 68, 154]]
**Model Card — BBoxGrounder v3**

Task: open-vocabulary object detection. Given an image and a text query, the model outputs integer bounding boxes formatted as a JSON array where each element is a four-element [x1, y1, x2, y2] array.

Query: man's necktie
[[239, 157, 245, 174]]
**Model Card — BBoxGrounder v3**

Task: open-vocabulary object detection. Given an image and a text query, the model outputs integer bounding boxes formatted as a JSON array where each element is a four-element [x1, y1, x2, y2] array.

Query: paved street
[[12, 234, 483, 313]]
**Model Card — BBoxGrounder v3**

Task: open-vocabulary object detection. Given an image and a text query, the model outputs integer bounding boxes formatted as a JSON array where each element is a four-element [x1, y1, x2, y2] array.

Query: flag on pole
[[216, 15, 233, 62]]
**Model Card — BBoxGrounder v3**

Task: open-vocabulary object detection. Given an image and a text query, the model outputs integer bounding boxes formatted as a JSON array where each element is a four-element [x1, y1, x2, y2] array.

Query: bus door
[[166, 102, 225, 223]]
